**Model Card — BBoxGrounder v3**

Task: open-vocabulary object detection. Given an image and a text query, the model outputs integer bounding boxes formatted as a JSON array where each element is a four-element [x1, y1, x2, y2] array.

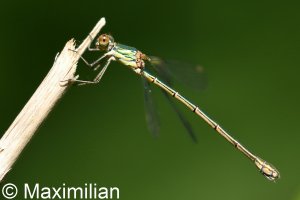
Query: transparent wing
[[143, 75, 197, 141], [142, 77, 160, 137], [149, 56, 206, 90], [146, 57, 201, 142], [161, 91, 198, 142]]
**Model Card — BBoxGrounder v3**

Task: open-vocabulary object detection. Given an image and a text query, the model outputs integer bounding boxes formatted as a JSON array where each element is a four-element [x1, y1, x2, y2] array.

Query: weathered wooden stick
[[0, 17, 106, 181]]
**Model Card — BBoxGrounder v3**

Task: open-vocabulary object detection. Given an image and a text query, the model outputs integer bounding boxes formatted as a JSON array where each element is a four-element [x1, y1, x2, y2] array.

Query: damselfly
[[69, 34, 280, 181]]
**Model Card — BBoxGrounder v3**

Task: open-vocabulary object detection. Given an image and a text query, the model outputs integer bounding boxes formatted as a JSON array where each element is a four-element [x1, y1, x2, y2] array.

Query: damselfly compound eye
[[97, 34, 110, 50]]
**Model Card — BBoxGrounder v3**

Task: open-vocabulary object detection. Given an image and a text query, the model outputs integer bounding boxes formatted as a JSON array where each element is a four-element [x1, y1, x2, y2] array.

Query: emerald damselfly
[[69, 34, 280, 181]]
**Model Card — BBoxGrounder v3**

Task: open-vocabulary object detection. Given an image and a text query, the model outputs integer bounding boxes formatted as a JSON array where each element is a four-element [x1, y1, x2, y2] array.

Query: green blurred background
[[0, 0, 299, 199]]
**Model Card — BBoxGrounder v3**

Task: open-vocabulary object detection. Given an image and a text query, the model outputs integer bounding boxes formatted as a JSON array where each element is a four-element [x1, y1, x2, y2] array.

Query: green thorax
[[111, 43, 139, 68]]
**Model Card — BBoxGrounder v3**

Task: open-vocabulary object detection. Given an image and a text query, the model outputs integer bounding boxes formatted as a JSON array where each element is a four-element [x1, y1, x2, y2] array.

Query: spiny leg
[[61, 54, 113, 86], [63, 64, 108, 86], [75, 57, 115, 86], [87, 34, 101, 51], [69, 49, 109, 70]]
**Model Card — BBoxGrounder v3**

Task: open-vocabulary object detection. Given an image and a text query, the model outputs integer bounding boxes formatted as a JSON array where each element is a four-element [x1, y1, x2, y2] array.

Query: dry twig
[[0, 17, 106, 181]]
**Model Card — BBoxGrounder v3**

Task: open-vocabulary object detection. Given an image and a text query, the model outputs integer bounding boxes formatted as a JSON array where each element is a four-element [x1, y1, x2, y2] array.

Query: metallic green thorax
[[111, 43, 140, 68]]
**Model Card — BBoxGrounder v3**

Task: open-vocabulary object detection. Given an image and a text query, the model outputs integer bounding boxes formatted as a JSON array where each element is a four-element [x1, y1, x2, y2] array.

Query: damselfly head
[[96, 34, 115, 51]]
